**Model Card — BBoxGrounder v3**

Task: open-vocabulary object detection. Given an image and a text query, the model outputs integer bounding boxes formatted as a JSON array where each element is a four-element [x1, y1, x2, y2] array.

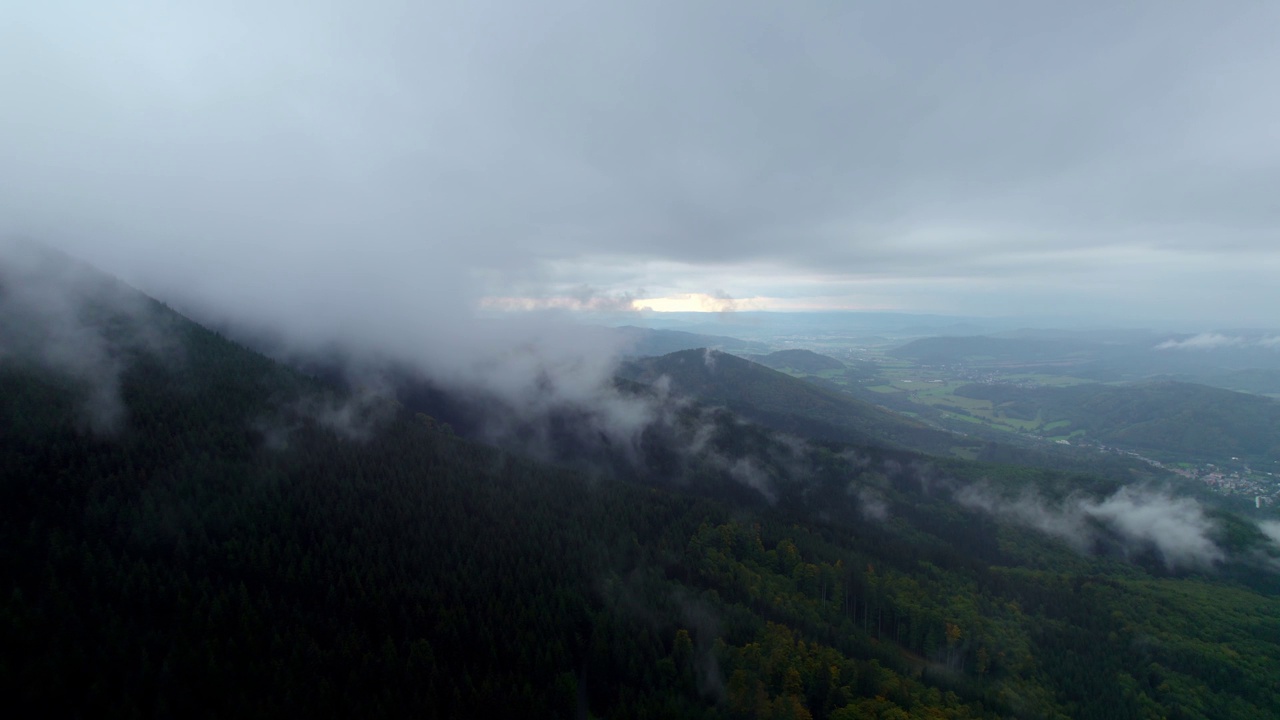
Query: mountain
[[611, 325, 772, 357], [620, 349, 972, 457], [7, 247, 1280, 719], [956, 380, 1280, 464], [744, 349, 845, 373], [624, 349, 1189, 484]]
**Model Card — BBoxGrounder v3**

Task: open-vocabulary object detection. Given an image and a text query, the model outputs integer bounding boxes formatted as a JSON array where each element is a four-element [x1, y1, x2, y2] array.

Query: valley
[[730, 337, 1280, 507]]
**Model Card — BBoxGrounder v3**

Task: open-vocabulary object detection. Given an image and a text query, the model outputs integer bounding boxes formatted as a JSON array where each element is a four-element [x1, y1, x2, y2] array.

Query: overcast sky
[[3, 0, 1279, 331]]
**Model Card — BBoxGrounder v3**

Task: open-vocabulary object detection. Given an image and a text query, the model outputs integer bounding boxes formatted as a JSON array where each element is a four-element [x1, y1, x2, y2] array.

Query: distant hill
[[743, 348, 845, 373], [620, 349, 969, 455], [889, 335, 1099, 368], [609, 324, 771, 357], [891, 333, 1280, 384], [1195, 368, 1280, 397], [628, 350, 1188, 483], [623, 311, 1019, 340], [956, 380, 1280, 463]]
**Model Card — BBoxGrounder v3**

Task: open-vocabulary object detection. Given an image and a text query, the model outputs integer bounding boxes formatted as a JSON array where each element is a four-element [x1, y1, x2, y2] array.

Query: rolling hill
[[744, 349, 846, 373], [620, 349, 972, 457], [611, 325, 772, 357], [956, 380, 1280, 464]]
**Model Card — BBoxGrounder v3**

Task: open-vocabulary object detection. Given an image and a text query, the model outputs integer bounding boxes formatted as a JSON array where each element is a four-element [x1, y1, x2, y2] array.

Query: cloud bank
[[3, 0, 1280, 332]]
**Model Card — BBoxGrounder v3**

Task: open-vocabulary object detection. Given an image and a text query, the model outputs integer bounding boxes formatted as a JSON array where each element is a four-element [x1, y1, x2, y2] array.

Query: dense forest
[[5, 257, 1280, 718]]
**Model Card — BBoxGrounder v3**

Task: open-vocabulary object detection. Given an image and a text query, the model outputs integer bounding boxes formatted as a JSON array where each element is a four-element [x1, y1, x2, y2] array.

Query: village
[[1080, 441, 1280, 506]]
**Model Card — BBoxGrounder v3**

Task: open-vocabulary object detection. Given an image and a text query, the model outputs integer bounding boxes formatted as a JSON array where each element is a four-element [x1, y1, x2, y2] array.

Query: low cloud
[[853, 486, 889, 522], [956, 483, 1224, 570], [304, 381, 399, 442], [0, 239, 177, 434], [726, 457, 776, 504], [1256, 520, 1280, 547], [1156, 333, 1280, 350], [252, 381, 400, 448], [480, 286, 645, 313]]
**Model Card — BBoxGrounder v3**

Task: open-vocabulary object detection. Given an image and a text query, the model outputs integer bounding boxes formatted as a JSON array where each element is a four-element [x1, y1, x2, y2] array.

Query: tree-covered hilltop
[[955, 380, 1280, 464], [621, 349, 1177, 485], [744, 349, 846, 374], [5, 255, 1280, 719], [620, 349, 970, 457]]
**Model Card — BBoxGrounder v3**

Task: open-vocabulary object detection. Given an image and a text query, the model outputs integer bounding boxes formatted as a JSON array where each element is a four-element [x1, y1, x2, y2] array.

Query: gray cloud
[[3, 0, 1279, 330], [0, 239, 177, 433], [726, 457, 776, 504], [853, 486, 889, 522], [302, 381, 399, 443], [1081, 489, 1224, 570], [1259, 521, 1280, 545], [1157, 333, 1280, 350], [956, 483, 1224, 570]]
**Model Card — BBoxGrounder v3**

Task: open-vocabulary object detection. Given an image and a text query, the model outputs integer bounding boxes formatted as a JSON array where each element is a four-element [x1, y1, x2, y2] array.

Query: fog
[[956, 483, 1225, 570], [0, 239, 178, 433]]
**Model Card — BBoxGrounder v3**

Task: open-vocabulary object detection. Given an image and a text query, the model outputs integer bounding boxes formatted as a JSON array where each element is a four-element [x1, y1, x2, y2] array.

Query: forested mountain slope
[[744, 349, 846, 373], [5, 251, 1280, 719], [956, 380, 1280, 463], [620, 349, 970, 457], [622, 349, 1173, 484], [612, 325, 772, 357]]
